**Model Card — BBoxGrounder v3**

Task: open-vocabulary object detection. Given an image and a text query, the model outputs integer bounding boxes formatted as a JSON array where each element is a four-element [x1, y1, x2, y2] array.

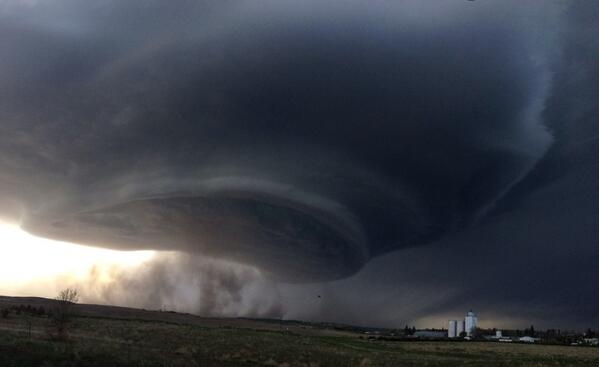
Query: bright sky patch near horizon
[[0, 221, 155, 297]]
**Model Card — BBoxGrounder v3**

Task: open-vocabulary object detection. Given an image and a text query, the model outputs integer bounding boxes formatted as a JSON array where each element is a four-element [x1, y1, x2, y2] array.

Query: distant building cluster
[[448, 310, 478, 338]]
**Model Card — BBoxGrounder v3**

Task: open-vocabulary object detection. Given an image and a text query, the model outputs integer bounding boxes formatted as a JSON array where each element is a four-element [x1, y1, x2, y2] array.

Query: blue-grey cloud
[[0, 1, 560, 283], [273, 1, 599, 329]]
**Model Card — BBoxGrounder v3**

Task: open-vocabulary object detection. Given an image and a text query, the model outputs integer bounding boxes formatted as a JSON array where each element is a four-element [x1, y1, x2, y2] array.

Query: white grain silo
[[465, 310, 477, 336], [448, 320, 457, 338]]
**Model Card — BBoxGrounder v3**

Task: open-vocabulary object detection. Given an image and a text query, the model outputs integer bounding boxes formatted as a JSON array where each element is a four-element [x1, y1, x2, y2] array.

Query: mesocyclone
[[0, 0, 556, 281]]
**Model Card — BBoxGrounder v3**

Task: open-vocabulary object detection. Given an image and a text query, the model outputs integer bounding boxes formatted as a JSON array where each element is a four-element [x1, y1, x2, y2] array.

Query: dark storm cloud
[[0, 0, 558, 283], [275, 1, 599, 329]]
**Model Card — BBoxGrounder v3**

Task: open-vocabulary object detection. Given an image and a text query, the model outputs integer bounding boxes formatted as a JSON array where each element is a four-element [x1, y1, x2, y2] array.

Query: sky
[[0, 0, 598, 330]]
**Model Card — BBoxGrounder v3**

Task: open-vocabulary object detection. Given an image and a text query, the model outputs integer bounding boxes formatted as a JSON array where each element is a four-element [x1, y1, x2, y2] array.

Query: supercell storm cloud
[[0, 0, 557, 280], [1, 0, 598, 324]]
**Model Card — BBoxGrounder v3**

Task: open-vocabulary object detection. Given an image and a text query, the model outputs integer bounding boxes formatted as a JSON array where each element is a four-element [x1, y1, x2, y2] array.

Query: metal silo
[[465, 310, 477, 336], [448, 320, 457, 338]]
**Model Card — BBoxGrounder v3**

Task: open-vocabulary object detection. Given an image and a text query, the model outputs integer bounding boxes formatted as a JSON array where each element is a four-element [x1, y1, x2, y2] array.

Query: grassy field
[[1, 298, 599, 366]]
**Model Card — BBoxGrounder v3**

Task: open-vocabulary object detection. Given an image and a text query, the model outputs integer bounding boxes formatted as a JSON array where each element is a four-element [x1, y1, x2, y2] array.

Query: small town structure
[[584, 338, 599, 346], [456, 320, 465, 336], [465, 311, 478, 336], [448, 310, 477, 338], [519, 336, 539, 343], [414, 330, 446, 339]]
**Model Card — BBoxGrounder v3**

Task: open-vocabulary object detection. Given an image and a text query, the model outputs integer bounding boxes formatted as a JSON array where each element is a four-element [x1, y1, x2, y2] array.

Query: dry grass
[[1, 298, 598, 366]]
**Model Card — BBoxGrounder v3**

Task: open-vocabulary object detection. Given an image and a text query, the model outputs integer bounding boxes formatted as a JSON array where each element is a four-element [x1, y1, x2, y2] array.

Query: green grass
[[1, 315, 599, 366]]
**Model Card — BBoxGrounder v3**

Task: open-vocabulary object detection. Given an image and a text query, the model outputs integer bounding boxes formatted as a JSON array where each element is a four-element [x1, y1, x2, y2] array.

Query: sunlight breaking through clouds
[[0, 222, 155, 296]]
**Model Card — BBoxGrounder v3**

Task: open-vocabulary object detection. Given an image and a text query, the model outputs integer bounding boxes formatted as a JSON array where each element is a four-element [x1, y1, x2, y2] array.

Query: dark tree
[[52, 288, 80, 339]]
